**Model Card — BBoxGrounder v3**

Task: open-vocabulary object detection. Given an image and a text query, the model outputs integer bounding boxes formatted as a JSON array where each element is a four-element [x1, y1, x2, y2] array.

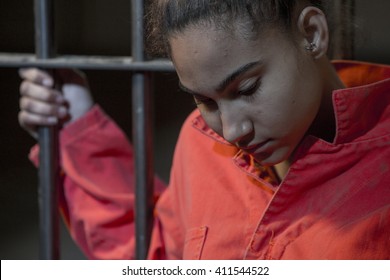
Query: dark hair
[[146, 0, 325, 57]]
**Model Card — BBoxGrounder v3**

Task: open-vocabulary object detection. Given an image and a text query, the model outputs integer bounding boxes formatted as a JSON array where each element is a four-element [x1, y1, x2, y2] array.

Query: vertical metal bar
[[34, 0, 60, 260], [131, 0, 154, 259], [329, 0, 355, 59]]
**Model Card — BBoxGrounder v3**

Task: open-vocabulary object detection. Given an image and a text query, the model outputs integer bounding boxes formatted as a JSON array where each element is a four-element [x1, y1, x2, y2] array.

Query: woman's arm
[[19, 68, 167, 259]]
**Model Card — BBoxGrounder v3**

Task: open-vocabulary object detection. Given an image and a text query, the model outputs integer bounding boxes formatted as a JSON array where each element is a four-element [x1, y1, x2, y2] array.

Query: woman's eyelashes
[[193, 77, 262, 107], [193, 95, 216, 107], [237, 77, 261, 98]]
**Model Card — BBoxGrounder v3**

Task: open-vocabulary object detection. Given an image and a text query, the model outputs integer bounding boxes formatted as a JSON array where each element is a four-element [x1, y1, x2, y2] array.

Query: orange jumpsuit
[[30, 61, 390, 259]]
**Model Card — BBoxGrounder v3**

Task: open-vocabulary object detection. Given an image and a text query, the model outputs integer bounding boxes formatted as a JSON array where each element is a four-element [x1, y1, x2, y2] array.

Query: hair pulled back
[[147, 0, 324, 57]]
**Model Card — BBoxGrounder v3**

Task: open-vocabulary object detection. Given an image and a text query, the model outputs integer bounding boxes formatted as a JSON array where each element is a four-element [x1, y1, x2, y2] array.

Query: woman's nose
[[220, 108, 253, 144]]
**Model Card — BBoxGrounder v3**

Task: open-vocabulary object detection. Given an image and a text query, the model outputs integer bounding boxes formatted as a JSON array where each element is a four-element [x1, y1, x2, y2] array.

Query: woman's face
[[170, 24, 324, 166]]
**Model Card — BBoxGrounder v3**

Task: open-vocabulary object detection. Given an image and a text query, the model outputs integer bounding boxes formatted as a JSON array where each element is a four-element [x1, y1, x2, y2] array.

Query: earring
[[305, 42, 317, 52]]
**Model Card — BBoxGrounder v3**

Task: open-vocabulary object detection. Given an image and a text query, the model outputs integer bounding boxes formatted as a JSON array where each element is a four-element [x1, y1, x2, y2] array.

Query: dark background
[[0, 0, 389, 259]]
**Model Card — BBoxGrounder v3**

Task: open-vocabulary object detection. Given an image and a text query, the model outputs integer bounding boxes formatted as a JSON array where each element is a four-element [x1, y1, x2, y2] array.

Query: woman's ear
[[297, 6, 329, 59]]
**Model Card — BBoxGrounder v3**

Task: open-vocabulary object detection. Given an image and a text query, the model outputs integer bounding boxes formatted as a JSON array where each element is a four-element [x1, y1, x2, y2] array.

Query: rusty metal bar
[[0, 53, 174, 71], [34, 0, 60, 260], [131, 0, 154, 260]]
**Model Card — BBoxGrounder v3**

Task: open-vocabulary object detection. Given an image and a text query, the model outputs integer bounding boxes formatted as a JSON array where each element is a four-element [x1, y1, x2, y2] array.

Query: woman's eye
[[194, 96, 216, 107], [237, 77, 261, 96]]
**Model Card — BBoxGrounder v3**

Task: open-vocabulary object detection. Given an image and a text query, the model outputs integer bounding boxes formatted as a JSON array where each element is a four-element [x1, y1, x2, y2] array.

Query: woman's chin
[[253, 147, 291, 167]]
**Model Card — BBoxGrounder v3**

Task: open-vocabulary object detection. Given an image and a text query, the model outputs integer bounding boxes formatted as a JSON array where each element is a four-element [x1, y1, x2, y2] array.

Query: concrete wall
[[355, 1, 390, 64]]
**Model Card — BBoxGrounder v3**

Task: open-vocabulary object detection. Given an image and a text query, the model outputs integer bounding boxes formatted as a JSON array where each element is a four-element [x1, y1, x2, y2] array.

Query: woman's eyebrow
[[216, 60, 262, 92], [178, 60, 262, 95]]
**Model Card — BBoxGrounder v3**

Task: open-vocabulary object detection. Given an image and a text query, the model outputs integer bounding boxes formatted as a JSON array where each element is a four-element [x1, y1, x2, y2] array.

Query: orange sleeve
[[29, 105, 167, 259]]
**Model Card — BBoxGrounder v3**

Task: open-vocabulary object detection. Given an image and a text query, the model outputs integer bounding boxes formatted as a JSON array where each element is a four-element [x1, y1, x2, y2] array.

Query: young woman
[[18, 0, 390, 259]]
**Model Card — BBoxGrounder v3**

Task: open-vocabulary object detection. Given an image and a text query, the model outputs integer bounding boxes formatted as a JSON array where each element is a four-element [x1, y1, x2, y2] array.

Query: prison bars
[[0, 0, 175, 260]]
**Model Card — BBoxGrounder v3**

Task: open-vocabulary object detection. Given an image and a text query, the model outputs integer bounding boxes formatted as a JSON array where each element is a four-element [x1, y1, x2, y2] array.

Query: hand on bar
[[18, 68, 94, 139]]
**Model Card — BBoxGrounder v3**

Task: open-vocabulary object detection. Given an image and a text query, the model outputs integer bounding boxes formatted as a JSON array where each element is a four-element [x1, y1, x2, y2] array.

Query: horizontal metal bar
[[0, 53, 174, 71]]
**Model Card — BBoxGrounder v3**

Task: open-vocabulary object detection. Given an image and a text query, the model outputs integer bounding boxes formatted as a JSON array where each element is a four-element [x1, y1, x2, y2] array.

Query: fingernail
[[43, 78, 53, 87], [58, 107, 67, 117], [47, 117, 58, 124]]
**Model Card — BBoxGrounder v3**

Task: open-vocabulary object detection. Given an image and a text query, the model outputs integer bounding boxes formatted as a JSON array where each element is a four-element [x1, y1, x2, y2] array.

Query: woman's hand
[[18, 68, 94, 139]]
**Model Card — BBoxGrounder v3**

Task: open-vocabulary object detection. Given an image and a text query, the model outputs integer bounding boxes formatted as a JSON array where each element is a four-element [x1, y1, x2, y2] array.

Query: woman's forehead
[[169, 26, 281, 94], [169, 24, 286, 62], [170, 26, 254, 69]]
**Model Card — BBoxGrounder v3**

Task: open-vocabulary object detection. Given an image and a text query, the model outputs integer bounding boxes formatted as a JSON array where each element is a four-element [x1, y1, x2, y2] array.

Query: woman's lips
[[240, 139, 271, 155]]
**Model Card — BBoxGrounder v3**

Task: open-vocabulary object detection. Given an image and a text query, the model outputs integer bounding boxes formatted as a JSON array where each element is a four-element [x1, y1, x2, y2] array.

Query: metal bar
[[35, 0, 55, 59], [328, 0, 355, 59], [341, 0, 355, 59], [0, 53, 174, 71], [131, 0, 154, 260], [132, 72, 154, 260], [34, 0, 60, 260], [37, 126, 60, 260]]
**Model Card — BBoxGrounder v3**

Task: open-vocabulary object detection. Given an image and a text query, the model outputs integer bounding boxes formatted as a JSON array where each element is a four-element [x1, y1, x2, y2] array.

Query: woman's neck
[[274, 60, 346, 182], [308, 58, 345, 143], [274, 160, 291, 182]]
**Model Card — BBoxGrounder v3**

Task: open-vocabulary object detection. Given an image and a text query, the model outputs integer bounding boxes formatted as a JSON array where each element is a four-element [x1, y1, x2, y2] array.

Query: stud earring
[[305, 42, 317, 52]]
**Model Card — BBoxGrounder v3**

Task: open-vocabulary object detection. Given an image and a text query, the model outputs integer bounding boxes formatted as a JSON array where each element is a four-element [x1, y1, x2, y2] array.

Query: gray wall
[[0, 0, 389, 259], [355, 1, 390, 64]]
